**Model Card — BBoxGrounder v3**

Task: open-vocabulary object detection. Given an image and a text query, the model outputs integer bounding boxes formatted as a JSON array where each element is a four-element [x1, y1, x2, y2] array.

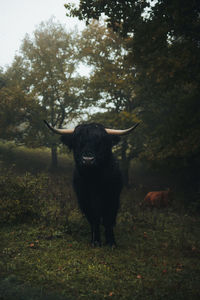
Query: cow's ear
[[109, 135, 121, 147], [60, 135, 74, 150]]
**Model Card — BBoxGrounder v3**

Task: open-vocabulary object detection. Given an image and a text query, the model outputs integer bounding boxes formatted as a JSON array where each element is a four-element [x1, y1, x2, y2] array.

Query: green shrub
[[0, 170, 46, 223], [0, 169, 75, 225]]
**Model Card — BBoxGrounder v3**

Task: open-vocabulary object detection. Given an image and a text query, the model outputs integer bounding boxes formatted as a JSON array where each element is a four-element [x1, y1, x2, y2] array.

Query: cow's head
[[44, 121, 139, 169]]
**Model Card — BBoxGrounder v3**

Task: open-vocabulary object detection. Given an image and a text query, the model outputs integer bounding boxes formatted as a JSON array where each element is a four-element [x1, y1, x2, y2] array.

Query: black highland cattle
[[44, 121, 139, 246]]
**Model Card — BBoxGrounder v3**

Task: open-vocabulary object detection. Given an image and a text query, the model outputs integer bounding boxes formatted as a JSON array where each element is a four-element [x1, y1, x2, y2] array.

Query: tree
[[79, 21, 142, 185], [66, 0, 200, 195], [80, 21, 137, 112], [6, 18, 85, 168], [0, 67, 36, 142], [0, 85, 33, 142]]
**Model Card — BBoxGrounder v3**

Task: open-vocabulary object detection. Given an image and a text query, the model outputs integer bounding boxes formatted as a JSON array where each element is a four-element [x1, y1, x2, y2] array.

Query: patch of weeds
[[0, 168, 76, 226]]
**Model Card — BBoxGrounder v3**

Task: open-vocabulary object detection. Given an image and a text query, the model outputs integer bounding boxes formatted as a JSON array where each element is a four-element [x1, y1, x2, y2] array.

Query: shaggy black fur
[[61, 123, 123, 247]]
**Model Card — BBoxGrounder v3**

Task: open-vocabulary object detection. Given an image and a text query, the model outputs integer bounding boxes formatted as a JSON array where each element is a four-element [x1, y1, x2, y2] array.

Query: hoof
[[105, 241, 117, 248], [91, 241, 102, 247]]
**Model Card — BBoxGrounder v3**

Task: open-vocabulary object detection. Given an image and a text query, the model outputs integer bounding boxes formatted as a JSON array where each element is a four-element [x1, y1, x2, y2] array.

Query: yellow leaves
[[93, 291, 115, 297], [175, 263, 183, 273], [176, 267, 182, 273], [117, 111, 140, 125], [143, 232, 148, 239], [156, 77, 161, 83], [82, 47, 94, 56], [121, 111, 130, 120], [29, 240, 39, 249]]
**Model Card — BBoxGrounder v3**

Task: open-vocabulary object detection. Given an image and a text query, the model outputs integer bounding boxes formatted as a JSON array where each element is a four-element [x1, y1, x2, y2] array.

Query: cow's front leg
[[91, 222, 101, 247], [105, 226, 116, 247]]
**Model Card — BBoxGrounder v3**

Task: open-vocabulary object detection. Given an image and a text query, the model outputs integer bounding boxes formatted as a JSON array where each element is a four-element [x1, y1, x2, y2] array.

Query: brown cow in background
[[144, 189, 171, 208]]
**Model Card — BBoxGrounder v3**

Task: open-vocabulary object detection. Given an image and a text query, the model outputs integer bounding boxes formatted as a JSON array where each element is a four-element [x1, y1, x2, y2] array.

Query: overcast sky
[[0, 0, 84, 68]]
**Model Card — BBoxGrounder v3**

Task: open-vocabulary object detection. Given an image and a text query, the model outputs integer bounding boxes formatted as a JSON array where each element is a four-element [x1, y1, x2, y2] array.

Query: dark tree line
[[66, 0, 200, 196]]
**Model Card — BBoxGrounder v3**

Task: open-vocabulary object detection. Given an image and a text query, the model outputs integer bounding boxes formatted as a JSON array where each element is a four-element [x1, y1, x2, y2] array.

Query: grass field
[[0, 143, 200, 299], [1, 209, 200, 300]]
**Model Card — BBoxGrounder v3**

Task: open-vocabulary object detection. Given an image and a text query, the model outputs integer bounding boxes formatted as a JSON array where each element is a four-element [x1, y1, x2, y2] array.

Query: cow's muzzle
[[82, 156, 95, 166]]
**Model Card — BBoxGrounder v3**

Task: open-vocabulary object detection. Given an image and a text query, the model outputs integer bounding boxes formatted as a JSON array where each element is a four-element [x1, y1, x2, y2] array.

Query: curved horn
[[105, 123, 140, 136], [44, 120, 74, 135]]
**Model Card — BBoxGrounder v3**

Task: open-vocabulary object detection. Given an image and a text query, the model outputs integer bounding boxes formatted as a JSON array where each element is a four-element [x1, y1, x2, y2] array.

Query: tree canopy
[[1, 2, 199, 192], [1, 19, 87, 168], [65, 0, 200, 193], [66, 0, 200, 161]]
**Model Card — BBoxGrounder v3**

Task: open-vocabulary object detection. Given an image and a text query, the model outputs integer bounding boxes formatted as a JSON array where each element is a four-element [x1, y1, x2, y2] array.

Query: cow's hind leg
[[102, 196, 119, 247], [104, 226, 116, 247], [102, 210, 117, 247], [91, 221, 101, 247]]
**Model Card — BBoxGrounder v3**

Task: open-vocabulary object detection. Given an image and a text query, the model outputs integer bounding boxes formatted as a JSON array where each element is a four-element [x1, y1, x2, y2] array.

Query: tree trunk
[[121, 159, 130, 188], [121, 140, 130, 188], [51, 144, 58, 170]]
